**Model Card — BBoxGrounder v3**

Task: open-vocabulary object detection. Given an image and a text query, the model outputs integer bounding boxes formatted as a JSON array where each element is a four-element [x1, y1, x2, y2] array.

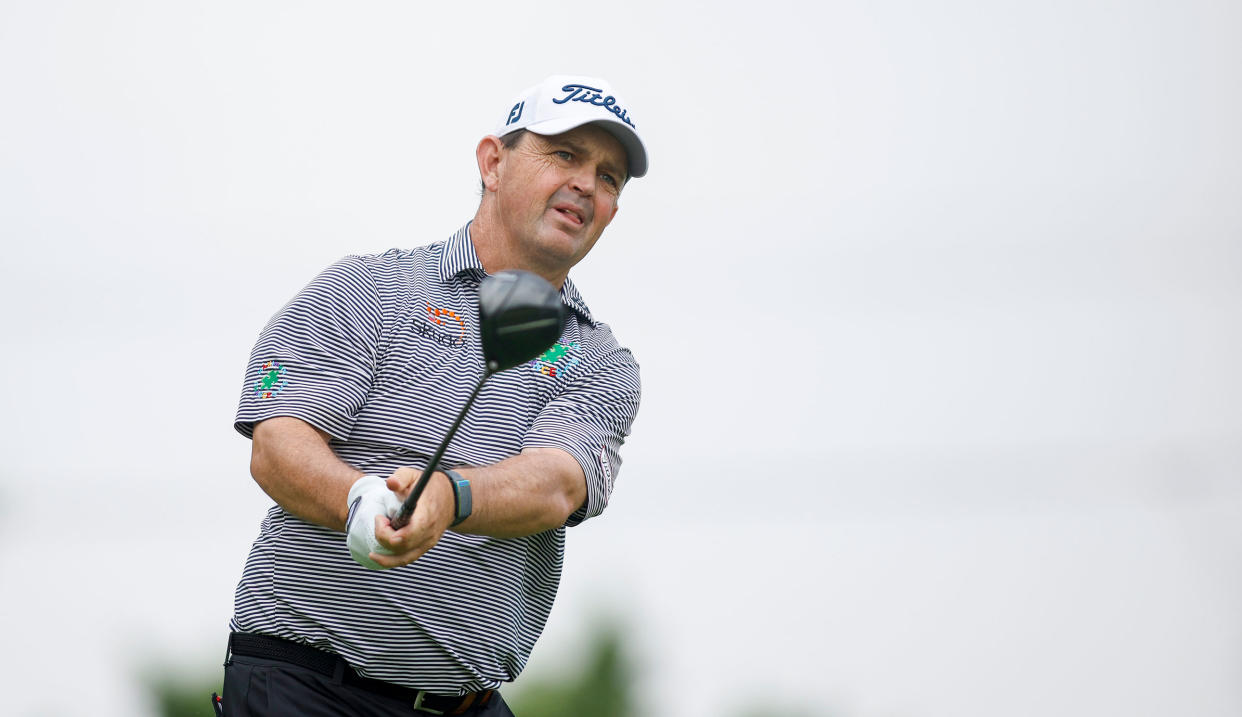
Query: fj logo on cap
[[506, 101, 525, 126], [552, 84, 636, 129]]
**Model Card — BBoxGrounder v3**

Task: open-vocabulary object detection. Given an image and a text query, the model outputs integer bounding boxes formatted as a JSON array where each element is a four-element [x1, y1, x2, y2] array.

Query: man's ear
[[476, 136, 505, 193]]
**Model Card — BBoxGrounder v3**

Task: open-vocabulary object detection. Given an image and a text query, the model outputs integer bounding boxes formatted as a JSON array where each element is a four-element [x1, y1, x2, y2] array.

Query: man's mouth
[[553, 204, 585, 226]]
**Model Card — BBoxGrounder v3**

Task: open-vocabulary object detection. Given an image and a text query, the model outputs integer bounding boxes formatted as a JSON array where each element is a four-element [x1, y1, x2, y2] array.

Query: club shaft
[[390, 375, 489, 530]]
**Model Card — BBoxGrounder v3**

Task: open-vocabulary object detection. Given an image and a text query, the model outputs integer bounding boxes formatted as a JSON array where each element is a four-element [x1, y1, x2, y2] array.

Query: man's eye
[[600, 173, 617, 187], [554, 150, 572, 160]]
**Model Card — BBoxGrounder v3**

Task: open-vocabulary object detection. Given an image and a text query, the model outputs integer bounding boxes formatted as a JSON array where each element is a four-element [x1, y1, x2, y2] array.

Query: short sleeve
[[234, 256, 384, 440], [522, 345, 641, 527]]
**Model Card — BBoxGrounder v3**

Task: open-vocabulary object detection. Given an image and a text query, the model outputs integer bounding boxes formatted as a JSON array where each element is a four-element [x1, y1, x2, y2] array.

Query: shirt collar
[[437, 223, 486, 281], [559, 276, 594, 325], [437, 223, 596, 326]]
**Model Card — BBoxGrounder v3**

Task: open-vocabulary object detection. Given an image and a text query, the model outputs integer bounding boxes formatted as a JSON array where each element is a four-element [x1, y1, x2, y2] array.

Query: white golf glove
[[346, 475, 402, 570]]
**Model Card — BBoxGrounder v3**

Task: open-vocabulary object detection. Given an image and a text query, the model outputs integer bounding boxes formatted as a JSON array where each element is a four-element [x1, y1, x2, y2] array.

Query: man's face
[[491, 125, 627, 276]]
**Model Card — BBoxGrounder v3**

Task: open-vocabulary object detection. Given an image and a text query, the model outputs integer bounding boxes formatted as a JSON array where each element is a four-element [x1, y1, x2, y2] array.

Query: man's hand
[[368, 467, 456, 569], [345, 475, 402, 570]]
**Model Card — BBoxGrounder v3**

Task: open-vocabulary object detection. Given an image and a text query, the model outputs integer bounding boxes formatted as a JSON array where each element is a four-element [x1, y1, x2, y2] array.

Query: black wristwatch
[[443, 469, 472, 527]]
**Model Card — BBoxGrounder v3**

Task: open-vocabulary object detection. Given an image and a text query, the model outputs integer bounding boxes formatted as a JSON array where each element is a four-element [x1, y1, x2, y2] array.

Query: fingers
[[386, 467, 419, 498], [361, 466, 453, 569], [370, 513, 440, 568], [368, 548, 428, 569]]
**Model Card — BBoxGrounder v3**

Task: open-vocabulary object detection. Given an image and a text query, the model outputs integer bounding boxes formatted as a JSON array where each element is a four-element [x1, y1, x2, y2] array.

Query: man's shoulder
[[576, 317, 638, 369], [561, 281, 639, 372], [345, 242, 438, 268], [331, 242, 445, 287], [345, 225, 477, 287]]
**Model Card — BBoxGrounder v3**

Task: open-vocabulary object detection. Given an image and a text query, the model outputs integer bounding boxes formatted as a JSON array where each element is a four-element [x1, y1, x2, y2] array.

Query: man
[[218, 74, 647, 716]]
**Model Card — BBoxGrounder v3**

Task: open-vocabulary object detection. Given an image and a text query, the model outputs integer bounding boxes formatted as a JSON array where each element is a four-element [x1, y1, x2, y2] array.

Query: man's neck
[[469, 207, 568, 289]]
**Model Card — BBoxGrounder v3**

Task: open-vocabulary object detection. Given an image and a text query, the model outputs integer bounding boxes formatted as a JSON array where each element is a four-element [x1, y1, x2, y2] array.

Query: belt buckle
[[412, 690, 445, 715]]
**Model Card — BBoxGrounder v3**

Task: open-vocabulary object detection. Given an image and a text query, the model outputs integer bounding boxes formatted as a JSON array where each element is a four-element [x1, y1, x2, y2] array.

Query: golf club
[[389, 269, 566, 530]]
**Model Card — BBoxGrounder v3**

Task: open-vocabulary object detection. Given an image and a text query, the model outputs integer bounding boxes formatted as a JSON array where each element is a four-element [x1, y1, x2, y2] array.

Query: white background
[[2, 1, 1240, 715]]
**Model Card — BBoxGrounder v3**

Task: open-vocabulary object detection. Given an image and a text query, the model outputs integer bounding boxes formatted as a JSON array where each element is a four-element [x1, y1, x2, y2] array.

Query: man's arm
[[368, 447, 587, 569], [250, 416, 363, 531], [250, 416, 586, 565], [455, 447, 587, 538]]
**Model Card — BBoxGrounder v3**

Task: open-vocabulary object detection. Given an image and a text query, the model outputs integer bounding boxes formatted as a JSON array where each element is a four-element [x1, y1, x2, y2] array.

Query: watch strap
[[443, 469, 472, 526]]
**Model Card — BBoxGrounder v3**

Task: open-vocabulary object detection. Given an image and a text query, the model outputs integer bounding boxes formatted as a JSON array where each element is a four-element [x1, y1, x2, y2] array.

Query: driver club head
[[478, 270, 566, 373]]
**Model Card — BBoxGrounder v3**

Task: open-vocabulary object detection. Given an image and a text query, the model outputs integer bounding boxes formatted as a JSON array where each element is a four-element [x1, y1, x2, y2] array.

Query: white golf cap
[[493, 74, 648, 179]]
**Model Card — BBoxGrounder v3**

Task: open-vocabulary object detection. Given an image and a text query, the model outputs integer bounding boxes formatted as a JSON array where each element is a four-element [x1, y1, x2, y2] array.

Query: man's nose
[[568, 165, 595, 196]]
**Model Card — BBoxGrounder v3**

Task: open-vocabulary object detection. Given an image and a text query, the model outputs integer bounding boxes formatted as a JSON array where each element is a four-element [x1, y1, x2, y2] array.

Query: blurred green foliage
[[507, 620, 638, 717], [145, 671, 221, 717]]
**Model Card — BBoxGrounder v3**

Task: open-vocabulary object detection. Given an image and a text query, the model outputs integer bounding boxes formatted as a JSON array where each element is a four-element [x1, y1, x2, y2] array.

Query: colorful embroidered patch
[[419, 302, 468, 348], [529, 341, 580, 379], [254, 360, 289, 399], [425, 303, 466, 332]]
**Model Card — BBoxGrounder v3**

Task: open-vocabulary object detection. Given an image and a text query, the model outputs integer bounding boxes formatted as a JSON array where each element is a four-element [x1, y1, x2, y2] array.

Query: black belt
[[228, 632, 494, 715]]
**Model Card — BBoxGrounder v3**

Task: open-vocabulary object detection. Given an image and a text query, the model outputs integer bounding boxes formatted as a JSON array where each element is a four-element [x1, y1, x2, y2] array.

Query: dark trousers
[[221, 654, 516, 717]]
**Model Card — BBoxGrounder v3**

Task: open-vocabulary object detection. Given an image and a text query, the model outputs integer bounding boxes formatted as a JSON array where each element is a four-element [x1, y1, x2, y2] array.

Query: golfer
[[219, 74, 646, 716]]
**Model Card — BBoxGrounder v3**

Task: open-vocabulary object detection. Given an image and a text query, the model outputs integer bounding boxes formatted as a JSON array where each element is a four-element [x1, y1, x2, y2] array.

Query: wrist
[[441, 469, 472, 527]]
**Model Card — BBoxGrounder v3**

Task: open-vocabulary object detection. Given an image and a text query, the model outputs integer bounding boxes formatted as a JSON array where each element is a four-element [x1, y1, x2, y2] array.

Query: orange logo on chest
[[420, 303, 468, 348], [426, 304, 465, 331]]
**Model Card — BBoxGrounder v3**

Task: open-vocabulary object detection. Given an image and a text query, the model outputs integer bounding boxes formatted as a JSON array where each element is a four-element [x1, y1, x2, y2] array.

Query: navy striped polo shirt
[[230, 223, 641, 693]]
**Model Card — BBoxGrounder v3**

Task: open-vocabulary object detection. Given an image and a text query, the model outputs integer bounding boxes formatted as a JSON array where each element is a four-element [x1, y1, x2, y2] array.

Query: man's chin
[[526, 230, 595, 273], [533, 225, 583, 254]]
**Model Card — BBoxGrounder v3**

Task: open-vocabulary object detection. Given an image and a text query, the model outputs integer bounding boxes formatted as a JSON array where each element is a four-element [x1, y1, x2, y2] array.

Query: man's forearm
[[452, 447, 587, 538], [251, 416, 364, 531], [251, 417, 585, 539], [364, 446, 590, 569]]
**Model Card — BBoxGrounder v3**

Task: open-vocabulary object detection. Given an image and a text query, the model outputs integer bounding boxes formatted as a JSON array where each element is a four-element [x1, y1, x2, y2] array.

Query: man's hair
[[480, 130, 529, 194], [500, 130, 528, 150]]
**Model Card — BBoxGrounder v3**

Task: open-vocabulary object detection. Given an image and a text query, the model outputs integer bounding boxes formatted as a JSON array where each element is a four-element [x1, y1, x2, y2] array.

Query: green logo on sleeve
[[254, 360, 289, 399], [537, 343, 570, 364], [530, 342, 580, 379]]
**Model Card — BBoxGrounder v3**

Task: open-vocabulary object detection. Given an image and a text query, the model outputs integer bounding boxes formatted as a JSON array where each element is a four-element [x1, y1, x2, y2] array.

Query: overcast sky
[[2, 2, 1240, 716]]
